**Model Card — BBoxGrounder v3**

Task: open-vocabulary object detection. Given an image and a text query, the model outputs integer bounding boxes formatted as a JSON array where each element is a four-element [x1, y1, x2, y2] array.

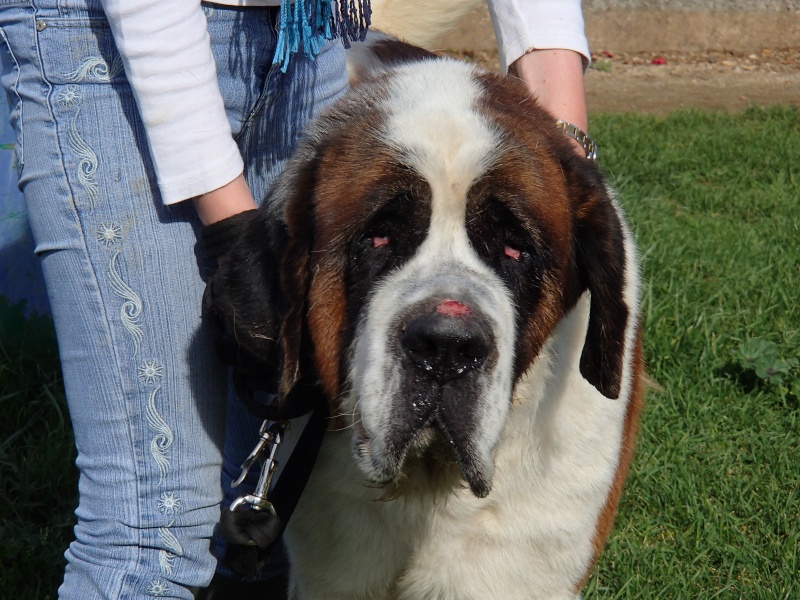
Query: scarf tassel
[[274, 0, 372, 72]]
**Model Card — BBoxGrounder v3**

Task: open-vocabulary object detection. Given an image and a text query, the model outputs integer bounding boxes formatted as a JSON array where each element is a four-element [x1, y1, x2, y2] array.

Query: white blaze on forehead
[[380, 60, 499, 215]]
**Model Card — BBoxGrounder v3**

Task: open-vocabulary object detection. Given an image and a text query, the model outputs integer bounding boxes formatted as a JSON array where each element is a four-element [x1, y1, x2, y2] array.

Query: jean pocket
[[35, 16, 144, 210], [37, 16, 123, 87]]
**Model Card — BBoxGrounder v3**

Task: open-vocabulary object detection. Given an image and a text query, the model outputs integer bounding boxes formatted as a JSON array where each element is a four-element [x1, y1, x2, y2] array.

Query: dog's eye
[[503, 244, 522, 261], [373, 236, 390, 249]]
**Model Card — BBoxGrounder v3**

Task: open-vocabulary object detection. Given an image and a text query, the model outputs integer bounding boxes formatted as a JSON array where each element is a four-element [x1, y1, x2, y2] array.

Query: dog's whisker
[[326, 417, 362, 432]]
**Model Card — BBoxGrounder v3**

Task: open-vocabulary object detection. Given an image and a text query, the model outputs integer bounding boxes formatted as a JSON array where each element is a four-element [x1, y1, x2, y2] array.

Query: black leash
[[221, 384, 328, 580]]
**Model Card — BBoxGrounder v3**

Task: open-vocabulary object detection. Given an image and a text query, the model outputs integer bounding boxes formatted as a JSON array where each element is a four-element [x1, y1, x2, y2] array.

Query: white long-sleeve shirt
[[487, 0, 589, 73], [99, 0, 588, 205]]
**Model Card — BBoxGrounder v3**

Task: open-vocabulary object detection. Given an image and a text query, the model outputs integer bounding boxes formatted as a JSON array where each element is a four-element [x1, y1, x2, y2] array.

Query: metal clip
[[229, 420, 284, 514]]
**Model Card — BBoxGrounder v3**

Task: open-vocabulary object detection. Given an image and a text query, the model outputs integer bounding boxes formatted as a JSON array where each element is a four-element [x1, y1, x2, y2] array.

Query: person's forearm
[[193, 174, 257, 226], [511, 49, 588, 132], [100, 0, 244, 205]]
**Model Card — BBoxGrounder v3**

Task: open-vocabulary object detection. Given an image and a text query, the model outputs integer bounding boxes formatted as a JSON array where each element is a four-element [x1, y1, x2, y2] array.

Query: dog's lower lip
[[354, 418, 372, 455], [355, 417, 369, 443]]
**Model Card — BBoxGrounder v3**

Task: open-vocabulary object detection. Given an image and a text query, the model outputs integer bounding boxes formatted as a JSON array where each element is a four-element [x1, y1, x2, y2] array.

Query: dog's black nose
[[402, 300, 491, 384]]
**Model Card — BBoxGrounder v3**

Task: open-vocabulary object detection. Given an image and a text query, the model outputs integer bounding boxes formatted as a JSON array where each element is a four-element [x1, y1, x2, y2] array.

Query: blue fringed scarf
[[274, 0, 372, 72]]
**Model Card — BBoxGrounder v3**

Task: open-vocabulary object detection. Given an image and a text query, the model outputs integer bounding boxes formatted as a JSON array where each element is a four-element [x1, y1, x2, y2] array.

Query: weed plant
[[1, 106, 798, 598]]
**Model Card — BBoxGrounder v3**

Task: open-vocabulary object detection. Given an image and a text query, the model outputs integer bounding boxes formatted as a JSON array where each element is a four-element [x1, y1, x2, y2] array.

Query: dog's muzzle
[[357, 297, 501, 498]]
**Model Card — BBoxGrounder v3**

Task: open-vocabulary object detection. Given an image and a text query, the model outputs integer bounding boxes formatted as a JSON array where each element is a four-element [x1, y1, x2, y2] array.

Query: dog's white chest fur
[[286, 297, 628, 600]]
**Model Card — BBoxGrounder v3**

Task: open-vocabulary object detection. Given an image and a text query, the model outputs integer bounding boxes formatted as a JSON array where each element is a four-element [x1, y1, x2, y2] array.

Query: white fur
[[345, 31, 394, 84], [379, 60, 498, 184]]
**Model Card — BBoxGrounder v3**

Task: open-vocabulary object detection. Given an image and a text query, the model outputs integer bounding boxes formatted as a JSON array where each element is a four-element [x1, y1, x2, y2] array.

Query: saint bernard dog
[[206, 28, 644, 600]]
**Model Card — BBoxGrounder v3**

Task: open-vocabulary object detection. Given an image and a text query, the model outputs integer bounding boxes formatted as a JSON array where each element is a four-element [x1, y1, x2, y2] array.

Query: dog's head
[[207, 51, 635, 498]]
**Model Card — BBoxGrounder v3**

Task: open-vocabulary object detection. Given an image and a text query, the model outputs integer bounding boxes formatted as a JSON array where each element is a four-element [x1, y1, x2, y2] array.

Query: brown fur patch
[[476, 72, 630, 399], [299, 110, 408, 402], [469, 72, 588, 381], [371, 39, 437, 67]]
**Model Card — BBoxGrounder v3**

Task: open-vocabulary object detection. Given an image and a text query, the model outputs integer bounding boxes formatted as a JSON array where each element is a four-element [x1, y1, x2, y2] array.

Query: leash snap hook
[[229, 420, 284, 514]]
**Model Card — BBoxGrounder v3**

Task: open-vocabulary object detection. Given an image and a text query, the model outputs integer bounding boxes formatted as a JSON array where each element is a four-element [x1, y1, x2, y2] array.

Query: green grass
[[1, 106, 798, 598], [584, 106, 800, 598]]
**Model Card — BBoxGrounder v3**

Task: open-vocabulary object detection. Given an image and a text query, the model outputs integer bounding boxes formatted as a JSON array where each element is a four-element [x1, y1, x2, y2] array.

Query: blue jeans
[[0, 1, 347, 597]]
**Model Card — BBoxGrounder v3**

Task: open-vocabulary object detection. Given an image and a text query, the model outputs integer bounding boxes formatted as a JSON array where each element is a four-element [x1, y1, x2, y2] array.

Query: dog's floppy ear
[[202, 149, 321, 401], [273, 151, 320, 400], [203, 209, 286, 393], [567, 159, 633, 400]]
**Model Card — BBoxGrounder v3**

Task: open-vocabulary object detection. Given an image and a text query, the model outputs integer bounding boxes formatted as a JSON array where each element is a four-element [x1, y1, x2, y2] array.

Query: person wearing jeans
[[0, 2, 349, 596]]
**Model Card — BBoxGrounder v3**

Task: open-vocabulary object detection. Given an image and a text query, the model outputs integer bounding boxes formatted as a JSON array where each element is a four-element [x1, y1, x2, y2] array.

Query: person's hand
[[194, 173, 257, 226]]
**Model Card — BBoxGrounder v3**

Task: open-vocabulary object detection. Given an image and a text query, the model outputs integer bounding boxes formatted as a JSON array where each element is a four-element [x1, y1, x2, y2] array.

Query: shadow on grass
[[1, 296, 77, 599], [714, 361, 761, 394], [715, 361, 799, 412]]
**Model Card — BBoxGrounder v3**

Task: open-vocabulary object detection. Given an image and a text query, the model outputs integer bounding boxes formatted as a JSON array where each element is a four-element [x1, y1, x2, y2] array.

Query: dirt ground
[[443, 47, 800, 115]]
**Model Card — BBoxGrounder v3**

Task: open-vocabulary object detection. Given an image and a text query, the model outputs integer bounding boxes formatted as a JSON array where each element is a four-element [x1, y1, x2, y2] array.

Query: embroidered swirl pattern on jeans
[[99, 242, 182, 586], [158, 522, 185, 575], [63, 55, 123, 83], [66, 109, 99, 205], [108, 249, 144, 355], [145, 386, 174, 485]]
